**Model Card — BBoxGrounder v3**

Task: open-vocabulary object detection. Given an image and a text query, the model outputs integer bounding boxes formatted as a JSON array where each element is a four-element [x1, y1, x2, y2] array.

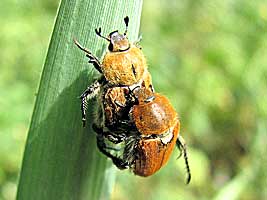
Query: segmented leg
[[86, 54, 102, 73], [74, 39, 102, 73], [96, 134, 128, 170], [176, 135, 191, 184], [92, 123, 126, 144], [80, 80, 101, 127], [134, 35, 142, 49]]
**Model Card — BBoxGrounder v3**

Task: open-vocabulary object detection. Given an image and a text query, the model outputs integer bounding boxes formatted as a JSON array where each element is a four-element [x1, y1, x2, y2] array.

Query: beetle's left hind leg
[[80, 80, 101, 127], [176, 135, 191, 184]]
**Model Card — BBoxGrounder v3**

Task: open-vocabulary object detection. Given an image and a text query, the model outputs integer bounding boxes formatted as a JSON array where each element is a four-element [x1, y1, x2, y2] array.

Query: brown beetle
[[93, 88, 191, 183], [130, 89, 180, 176], [74, 17, 191, 183], [74, 16, 153, 126]]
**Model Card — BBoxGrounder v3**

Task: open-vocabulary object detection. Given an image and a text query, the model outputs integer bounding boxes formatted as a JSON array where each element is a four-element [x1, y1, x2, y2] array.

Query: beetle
[[74, 16, 153, 126], [93, 88, 191, 183], [74, 17, 191, 183]]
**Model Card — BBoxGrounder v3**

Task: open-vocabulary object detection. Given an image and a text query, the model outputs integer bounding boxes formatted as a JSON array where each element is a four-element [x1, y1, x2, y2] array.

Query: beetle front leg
[[74, 39, 102, 73], [85, 54, 102, 73], [176, 135, 191, 184], [80, 80, 101, 127]]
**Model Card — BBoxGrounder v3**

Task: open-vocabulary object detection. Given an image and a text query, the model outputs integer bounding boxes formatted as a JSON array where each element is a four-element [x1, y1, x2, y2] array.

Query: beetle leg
[[133, 35, 142, 49], [176, 135, 191, 184], [114, 100, 126, 108], [86, 54, 102, 73], [123, 135, 139, 166], [80, 80, 101, 127], [92, 123, 126, 144], [176, 150, 183, 159], [96, 135, 129, 170], [74, 39, 102, 73], [176, 140, 183, 159], [106, 134, 126, 144]]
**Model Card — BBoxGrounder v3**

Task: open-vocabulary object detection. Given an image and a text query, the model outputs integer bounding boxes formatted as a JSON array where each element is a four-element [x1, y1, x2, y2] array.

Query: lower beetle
[[93, 88, 191, 184]]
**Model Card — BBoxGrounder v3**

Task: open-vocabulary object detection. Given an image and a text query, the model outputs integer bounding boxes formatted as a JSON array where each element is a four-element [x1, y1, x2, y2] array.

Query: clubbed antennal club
[[124, 16, 129, 35], [95, 27, 110, 41]]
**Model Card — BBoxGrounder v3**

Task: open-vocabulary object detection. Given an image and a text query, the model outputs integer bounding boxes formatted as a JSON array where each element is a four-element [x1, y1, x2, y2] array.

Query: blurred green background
[[1, 0, 267, 200]]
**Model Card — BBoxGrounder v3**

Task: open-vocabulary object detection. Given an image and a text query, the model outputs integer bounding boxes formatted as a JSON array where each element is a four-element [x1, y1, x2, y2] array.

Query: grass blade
[[17, 0, 143, 199]]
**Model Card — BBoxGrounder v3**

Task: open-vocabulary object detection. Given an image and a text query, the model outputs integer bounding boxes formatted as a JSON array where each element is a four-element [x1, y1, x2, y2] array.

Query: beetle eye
[[108, 43, 114, 51]]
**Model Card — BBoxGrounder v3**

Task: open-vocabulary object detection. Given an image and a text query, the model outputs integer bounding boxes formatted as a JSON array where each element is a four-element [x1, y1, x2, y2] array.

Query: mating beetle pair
[[74, 16, 191, 183]]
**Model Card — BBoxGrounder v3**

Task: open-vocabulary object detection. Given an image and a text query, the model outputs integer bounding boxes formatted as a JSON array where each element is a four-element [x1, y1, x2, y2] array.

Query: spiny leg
[[176, 135, 191, 184], [96, 134, 128, 170], [80, 80, 101, 127], [92, 123, 126, 144], [93, 124, 136, 170], [123, 135, 139, 166], [73, 39, 102, 73]]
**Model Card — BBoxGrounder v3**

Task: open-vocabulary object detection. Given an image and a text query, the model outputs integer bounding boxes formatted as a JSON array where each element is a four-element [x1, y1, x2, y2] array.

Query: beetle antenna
[[95, 27, 110, 41], [124, 16, 129, 35]]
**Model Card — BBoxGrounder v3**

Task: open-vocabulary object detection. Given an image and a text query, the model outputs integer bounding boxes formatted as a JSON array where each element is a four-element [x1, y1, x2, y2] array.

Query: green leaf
[[16, 0, 143, 199]]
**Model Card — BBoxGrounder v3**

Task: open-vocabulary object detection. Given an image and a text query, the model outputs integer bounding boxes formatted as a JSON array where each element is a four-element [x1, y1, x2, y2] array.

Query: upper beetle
[[74, 16, 153, 126], [74, 16, 149, 86]]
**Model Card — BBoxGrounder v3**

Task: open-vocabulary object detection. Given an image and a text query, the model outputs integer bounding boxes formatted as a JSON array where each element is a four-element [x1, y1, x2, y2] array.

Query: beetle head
[[95, 16, 130, 52]]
